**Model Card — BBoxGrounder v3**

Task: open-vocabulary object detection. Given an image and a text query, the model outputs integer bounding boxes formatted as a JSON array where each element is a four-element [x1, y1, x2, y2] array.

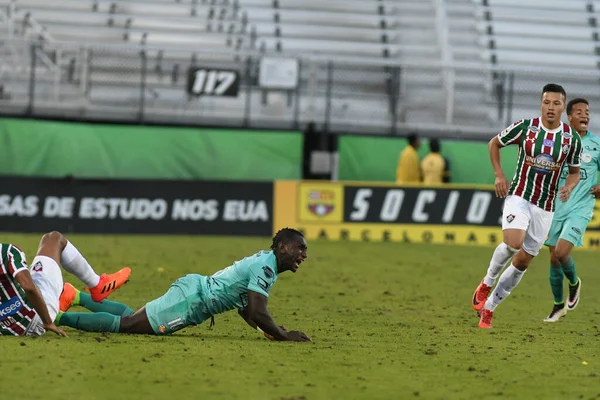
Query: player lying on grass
[[57, 228, 312, 342], [543, 98, 600, 322], [0, 231, 130, 337]]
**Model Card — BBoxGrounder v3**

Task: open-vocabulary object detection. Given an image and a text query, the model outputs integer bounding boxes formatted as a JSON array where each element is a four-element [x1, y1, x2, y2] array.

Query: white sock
[[60, 241, 101, 288], [483, 242, 518, 287], [484, 265, 526, 311]]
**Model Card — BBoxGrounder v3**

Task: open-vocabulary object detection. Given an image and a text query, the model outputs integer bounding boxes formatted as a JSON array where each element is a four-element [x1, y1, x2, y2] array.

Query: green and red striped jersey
[[498, 118, 582, 212], [0, 244, 37, 336]]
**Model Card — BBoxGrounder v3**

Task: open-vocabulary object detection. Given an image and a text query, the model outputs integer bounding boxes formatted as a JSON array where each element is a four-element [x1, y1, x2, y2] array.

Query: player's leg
[[37, 231, 130, 303], [543, 219, 567, 322], [472, 195, 525, 311], [479, 201, 552, 328], [555, 216, 587, 311], [59, 282, 134, 316]]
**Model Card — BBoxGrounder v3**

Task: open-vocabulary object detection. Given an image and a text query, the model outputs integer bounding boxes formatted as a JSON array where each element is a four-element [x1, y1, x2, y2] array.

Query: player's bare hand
[[44, 323, 68, 337], [494, 175, 509, 198], [558, 186, 572, 202], [590, 185, 600, 198], [285, 330, 312, 342]]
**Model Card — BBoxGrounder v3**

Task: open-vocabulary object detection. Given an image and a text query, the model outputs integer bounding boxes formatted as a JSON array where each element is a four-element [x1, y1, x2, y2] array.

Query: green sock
[[549, 266, 564, 304], [561, 257, 578, 286], [79, 292, 134, 316], [57, 311, 122, 333]]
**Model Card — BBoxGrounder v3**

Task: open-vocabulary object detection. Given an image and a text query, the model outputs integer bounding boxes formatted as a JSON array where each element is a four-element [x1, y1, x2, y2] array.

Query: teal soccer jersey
[[145, 250, 279, 335], [553, 131, 600, 221], [200, 250, 279, 316]]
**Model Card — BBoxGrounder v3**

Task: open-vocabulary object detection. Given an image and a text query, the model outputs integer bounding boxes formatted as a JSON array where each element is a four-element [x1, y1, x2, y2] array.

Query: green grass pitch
[[1, 233, 600, 400]]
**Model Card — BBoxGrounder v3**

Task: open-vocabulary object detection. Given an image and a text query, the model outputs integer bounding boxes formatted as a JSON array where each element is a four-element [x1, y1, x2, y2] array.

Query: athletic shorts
[[501, 195, 554, 256], [145, 274, 212, 335], [545, 215, 589, 247], [29, 255, 64, 322]]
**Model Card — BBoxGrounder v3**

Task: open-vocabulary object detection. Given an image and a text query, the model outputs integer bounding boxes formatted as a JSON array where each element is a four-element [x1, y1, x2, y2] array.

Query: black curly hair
[[270, 228, 304, 251]]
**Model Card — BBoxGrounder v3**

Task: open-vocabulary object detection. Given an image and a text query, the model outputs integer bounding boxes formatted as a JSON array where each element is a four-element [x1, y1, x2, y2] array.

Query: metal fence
[[3, 38, 600, 139]]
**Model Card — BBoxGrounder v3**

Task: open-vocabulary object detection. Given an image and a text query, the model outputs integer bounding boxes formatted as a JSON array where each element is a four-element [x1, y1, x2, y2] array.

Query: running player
[[471, 83, 583, 328], [543, 98, 600, 322], [0, 231, 130, 336], [57, 228, 312, 342]]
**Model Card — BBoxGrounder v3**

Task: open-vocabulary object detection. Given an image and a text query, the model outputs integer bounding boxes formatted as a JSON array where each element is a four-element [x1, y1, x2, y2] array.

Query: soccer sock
[[484, 265, 526, 311], [561, 257, 578, 286], [79, 291, 134, 316], [549, 266, 564, 305], [56, 311, 121, 333], [483, 243, 518, 287], [61, 241, 101, 288]]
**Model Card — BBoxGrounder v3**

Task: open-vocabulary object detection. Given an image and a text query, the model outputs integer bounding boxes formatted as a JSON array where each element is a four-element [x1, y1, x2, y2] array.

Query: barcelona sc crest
[[307, 190, 335, 217]]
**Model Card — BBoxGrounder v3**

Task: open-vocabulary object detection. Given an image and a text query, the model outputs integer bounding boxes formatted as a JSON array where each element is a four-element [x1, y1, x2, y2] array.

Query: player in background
[[543, 98, 600, 322], [471, 83, 582, 328], [0, 231, 130, 336], [57, 228, 312, 342]]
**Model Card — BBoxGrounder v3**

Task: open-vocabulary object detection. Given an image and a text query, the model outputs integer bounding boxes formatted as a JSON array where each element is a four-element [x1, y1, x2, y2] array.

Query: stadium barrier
[[0, 176, 273, 236], [273, 181, 600, 250]]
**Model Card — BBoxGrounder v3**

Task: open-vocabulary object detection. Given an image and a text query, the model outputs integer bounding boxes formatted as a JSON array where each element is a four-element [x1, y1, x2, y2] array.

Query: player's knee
[[554, 249, 571, 265], [503, 239, 522, 251], [40, 231, 67, 248]]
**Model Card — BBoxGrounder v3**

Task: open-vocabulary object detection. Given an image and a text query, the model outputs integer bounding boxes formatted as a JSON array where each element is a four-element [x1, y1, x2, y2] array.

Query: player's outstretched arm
[[15, 270, 67, 337], [246, 290, 311, 342]]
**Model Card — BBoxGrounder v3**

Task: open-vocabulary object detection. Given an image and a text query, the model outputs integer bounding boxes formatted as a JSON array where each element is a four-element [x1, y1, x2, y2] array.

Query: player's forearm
[[565, 172, 580, 191], [25, 287, 54, 325], [489, 139, 504, 177], [238, 308, 258, 330], [249, 310, 288, 340]]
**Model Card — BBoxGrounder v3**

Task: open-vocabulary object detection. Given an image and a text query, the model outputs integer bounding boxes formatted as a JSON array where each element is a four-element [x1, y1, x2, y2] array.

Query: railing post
[[26, 42, 36, 116], [243, 55, 252, 128], [324, 61, 333, 134], [138, 49, 147, 123], [293, 58, 302, 129]]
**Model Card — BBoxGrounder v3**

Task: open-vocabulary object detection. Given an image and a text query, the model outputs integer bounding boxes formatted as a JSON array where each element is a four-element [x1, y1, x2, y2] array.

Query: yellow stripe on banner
[[273, 180, 298, 233], [293, 224, 600, 251]]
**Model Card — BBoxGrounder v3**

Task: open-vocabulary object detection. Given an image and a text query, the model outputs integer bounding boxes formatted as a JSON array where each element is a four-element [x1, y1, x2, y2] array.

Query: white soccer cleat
[[544, 304, 567, 322], [567, 278, 581, 311]]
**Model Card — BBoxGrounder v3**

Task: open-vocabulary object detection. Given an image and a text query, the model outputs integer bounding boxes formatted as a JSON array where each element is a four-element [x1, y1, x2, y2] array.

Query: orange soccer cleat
[[87, 267, 131, 302], [479, 309, 494, 329], [472, 281, 492, 312], [59, 282, 79, 312]]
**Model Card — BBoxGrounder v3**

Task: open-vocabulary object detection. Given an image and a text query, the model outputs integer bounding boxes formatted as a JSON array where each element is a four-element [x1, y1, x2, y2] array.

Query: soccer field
[[1, 233, 599, 400]]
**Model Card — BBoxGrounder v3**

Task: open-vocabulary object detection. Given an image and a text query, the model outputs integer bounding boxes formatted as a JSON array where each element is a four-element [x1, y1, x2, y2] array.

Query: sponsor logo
[[158, 325, 167, 333], [0, 296, 23, 318], [262, 266, 274, 279], [529, 126, 540, 133], [562, 131, 572, 139], [307, 190, 336, 217], [506, 214, 515, 223], [525, 154, 560, 175], [572, 227, 582, 235], [582, 153, 593, 163], [562, 144, 569, 154], [543, 139, 554, 147], [257, 277, 270, 292], [32, 261, 43, 272]]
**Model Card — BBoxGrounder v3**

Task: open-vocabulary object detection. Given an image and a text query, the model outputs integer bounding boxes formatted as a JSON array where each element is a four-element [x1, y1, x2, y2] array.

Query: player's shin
[[79, 292, 134, 316], [483, 242, 517, 287], [561, 257, 578, 285], [56, 311, 121, 333], [549, 266, 564, 304], [484, 265, 526, 311], [60, 241, 101, 288]]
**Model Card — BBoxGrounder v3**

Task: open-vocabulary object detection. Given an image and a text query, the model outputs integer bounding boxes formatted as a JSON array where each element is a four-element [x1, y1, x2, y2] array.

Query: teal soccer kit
[[545, 131, 600, 247], [145, 250, 279, 335]]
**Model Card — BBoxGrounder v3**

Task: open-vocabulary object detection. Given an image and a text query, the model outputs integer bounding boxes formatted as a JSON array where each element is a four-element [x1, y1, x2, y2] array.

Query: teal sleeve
[[247, 262, 276, 298]]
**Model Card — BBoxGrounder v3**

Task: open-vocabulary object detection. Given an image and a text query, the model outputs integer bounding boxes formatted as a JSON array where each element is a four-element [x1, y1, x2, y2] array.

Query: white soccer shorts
[[29, 255, 64, 322], [501, 195, 554, 256]]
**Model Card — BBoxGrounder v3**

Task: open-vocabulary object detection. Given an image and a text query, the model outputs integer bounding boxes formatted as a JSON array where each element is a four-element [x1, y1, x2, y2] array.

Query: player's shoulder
[[587, 132, 600, 146], [239, 250, 275, 267]]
